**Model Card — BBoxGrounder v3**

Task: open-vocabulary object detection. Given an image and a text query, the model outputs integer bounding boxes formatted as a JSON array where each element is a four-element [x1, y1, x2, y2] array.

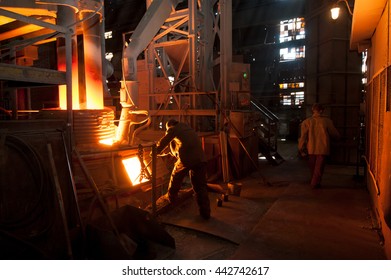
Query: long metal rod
[[61, 131, 85, 238], [189, 0, 197, 90], [65, 30, 74, 152], [151, 145, 157, 216], [77, 143, 155, 156], [46, 143, 73, 259]]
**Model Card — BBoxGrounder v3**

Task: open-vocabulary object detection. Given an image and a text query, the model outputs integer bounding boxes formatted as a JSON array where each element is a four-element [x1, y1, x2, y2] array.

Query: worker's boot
[[199, 208, 210, 220], [197, 197, 211, 220]]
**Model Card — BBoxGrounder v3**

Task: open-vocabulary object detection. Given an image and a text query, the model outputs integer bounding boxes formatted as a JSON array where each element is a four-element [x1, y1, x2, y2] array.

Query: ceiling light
[[330, 0, 353, 20]]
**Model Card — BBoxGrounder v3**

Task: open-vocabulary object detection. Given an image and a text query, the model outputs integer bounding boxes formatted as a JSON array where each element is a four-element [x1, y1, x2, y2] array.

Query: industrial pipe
[[80, 10, 104, 109], [128, 110, 151, 145]]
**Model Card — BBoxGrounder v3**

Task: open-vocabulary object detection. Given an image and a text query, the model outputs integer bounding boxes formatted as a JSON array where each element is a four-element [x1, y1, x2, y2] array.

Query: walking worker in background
[[298, 103, 340, 189], [155, 119, 211, 219]]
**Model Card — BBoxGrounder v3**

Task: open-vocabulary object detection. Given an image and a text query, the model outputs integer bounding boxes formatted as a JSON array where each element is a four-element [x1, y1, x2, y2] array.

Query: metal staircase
[[251, 100, 284, 165]]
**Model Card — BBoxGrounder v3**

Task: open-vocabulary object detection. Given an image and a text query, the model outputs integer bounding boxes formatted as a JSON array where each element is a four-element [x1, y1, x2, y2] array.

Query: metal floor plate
[[159, 192, 270, 244]]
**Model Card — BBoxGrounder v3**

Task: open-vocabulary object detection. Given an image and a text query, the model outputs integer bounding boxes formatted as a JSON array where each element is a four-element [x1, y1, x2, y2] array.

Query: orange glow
[[59, 38, 104, 110], [84, 42, 104, 109], [0, 8, 56, 41], [0, 16, 15, 26], [99, 138, 116, 146], [0, 22, 50, 41], [85, 78, 104, 109], [58, 60, 80, 109], [58, 53, 105, 110], [122, 156, 150, 186]]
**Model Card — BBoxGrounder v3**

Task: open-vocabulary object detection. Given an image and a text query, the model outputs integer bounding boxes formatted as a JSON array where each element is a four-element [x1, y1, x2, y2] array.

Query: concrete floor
[[155, 140, 386, 260]]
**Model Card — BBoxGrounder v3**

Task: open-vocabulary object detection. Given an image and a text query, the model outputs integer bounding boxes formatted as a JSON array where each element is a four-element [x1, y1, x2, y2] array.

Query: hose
[[0, 135, 54, 238], [128, 110, 151, 145]]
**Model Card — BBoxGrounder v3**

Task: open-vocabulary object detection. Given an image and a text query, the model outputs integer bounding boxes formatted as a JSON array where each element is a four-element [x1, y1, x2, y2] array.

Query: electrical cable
[[0, 135, 55, 238]]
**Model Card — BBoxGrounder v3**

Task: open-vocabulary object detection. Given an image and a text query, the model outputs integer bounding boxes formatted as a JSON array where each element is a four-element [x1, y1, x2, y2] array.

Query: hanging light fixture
[[330, 6, 341, 20], [330, 0, 353, 20]]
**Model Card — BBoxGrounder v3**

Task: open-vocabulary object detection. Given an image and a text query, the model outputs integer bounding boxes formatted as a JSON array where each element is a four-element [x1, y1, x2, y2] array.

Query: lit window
[[280, 46, 305, 61], [279, 83, 288, 89], [296, 34, 305, 40], [280, 91, 304, 106], [279, 18, 305, 43], [104, 31, 113, 39], [279, 82, 305, 90]]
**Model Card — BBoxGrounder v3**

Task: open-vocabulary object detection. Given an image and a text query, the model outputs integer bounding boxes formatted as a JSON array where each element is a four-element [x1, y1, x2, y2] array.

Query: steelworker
[[298, 103, 340, 189], [155, 119, 211, 219]]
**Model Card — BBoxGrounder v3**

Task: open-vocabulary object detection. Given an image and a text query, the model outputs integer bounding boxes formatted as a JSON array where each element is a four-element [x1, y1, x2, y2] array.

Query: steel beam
[[0, 63, 66, 84]]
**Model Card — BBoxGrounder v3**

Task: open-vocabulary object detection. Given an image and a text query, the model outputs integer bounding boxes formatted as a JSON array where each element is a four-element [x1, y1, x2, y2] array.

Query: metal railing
[[250, 99, 279, 152]]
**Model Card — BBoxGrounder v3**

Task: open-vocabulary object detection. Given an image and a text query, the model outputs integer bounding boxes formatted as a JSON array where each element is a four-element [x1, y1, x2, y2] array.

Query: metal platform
[[160, 192, 270, 245]]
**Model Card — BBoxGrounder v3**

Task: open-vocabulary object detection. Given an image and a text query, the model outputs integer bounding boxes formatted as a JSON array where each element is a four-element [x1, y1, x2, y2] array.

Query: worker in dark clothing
[[298, 103, 340, 188], [155, 119, 211, 219]]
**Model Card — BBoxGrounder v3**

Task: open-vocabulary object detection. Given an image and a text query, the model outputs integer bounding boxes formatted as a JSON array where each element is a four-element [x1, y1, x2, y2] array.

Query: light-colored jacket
[[298, 113, 340, 155], [156, 122, 206, 167]]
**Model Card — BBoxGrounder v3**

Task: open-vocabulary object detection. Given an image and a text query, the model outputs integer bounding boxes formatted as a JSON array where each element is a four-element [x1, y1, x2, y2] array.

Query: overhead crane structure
[[117, 0, 234, 141]]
